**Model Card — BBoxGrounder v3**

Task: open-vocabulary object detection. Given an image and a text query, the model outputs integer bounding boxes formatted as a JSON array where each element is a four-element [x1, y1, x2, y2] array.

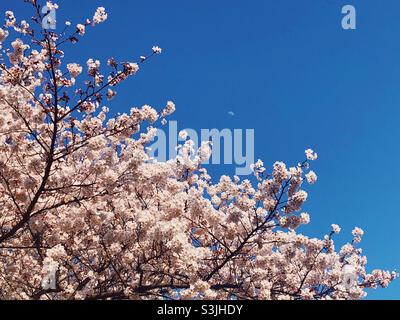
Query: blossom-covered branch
[[0, 1, 396, 300]]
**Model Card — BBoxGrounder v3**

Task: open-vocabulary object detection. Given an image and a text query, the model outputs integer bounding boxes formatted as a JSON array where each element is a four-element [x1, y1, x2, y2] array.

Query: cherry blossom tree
[[0, 1, 396, 300]]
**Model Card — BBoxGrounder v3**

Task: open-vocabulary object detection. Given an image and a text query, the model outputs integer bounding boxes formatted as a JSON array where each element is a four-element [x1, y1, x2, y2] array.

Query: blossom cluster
[[0, 2, 396, 300]]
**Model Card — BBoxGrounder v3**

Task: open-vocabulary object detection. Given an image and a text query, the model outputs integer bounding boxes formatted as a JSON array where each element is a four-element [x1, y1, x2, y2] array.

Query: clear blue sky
[[4, 0, 400, 299]]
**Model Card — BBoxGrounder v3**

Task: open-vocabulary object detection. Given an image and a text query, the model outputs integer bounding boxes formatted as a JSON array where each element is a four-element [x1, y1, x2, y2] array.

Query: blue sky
[[3, 0, 400, 299]]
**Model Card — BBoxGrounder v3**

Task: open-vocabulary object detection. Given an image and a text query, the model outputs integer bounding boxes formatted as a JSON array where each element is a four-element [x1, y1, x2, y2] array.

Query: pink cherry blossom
[[0, 1, 395, 301], [93, 7, 108, 25]]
